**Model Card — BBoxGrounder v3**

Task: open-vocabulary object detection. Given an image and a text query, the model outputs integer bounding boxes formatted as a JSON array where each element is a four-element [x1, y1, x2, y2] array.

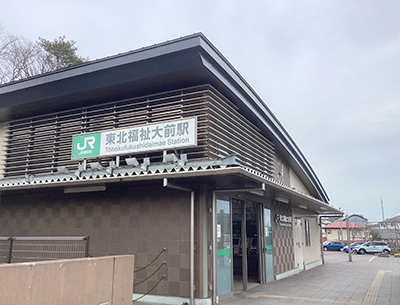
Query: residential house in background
[[348, 214, 368, 226], [379, 215, 400, 252], [323, 220, 367, 243], [379, 215, 400, 230]]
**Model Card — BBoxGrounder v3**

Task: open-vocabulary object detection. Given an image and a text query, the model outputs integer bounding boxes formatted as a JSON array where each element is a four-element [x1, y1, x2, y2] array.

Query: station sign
[[274, 214, 292, 227], [72, 117, 197, 159]]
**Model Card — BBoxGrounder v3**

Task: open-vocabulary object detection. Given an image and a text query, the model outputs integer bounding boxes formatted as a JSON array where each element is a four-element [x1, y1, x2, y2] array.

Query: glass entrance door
[[264, 208, 274, 281], [216, 197, 232, 295]]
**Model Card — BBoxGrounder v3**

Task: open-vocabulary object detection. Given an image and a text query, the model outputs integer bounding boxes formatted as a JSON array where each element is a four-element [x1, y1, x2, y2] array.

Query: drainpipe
[[319, 216, 324, 265], [163, 178, 194, 305]]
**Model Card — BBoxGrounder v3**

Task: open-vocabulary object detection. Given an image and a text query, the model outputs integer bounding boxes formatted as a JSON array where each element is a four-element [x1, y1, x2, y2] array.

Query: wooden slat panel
[[2, 86, 275, 178]]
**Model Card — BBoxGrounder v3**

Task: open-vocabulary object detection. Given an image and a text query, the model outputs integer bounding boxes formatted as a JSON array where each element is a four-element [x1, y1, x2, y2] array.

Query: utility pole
[[346, 213, 352, 262], [340, 218, 343, 242], [339, 207, 343, 242], [381, 197, 385, 226]]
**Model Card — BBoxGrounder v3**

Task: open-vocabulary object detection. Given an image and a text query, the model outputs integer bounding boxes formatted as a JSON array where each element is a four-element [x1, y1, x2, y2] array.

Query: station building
[[0, 33, 341, 304]]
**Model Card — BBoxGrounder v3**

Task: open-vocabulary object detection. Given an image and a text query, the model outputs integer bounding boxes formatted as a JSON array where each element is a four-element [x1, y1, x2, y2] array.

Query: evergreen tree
[[38, 35, 87, 70]]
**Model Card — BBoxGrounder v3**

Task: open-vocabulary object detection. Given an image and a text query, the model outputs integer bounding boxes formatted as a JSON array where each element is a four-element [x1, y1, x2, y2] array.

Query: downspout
[[319, 215, 324, 265], [163, 178, 195, 305]]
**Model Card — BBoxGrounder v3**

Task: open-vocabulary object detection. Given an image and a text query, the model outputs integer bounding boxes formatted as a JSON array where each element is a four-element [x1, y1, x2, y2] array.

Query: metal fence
[[0, 236, 90, 264]]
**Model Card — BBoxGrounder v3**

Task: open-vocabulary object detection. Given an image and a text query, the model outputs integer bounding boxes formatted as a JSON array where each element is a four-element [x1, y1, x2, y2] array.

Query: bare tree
[[1, 36, 51, 83], [0, 25, 87, 85], [0, 26, 19, 83], [0, 26, 16, 57]]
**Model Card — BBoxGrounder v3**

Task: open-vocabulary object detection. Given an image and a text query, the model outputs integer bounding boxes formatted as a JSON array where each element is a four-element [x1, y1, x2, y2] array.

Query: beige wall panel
[[274, 153, 290, 186], [302, 217, 322, 264], [289, 167, 310, 195]]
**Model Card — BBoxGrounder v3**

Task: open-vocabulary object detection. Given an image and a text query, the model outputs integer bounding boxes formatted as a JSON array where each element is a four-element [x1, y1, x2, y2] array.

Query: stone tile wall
[[0, 183, 191, 297], [271, 201, 295, 275]]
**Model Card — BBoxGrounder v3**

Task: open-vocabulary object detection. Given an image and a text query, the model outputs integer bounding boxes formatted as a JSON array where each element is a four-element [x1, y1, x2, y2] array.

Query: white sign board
[[72, 117, 197, 159]]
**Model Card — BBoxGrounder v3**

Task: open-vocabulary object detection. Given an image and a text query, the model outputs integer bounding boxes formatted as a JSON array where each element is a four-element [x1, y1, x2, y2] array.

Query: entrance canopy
[[0, 157, 340, 215]]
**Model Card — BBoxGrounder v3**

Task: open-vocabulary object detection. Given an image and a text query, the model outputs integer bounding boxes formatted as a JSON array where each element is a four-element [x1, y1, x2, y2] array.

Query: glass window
[[216, 197, 232, 295], [305, 219, 311, 246]]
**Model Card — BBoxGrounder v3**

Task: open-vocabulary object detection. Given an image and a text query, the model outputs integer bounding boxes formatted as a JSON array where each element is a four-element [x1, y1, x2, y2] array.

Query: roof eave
[[0, 32, 329, 203], [196, 35, 329, 203]]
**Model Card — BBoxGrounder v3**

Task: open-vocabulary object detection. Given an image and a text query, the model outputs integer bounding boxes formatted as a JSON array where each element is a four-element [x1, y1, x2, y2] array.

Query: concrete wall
[[0, 255, 134, 305]]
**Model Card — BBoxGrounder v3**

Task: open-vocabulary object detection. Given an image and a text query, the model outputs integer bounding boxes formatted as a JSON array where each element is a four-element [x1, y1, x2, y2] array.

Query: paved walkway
[[135, 251, 400, 305], [220, 251, 400, 305]]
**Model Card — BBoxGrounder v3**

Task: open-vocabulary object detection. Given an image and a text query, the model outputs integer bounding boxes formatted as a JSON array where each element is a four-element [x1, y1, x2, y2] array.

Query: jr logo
[[77, 136, 96, 150], [72, 132, 101, 159]]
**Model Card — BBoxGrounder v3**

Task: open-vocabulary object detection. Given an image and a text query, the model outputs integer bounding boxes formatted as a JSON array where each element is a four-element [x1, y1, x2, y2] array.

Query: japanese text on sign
[[72, 117, 197, 159]]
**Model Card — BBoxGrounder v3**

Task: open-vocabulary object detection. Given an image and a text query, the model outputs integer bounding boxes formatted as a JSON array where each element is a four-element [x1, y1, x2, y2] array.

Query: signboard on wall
[[274, 214, 292, 227], [72, 117, 197, 159]]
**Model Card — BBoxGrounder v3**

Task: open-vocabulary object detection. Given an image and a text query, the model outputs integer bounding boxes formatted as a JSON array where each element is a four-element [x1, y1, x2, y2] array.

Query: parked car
[[355, 241, 391, 254], [343, 242, 365, 253], [323, 241, 344, 251]]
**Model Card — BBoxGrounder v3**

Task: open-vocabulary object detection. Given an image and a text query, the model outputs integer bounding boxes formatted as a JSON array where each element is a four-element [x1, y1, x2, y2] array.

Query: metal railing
[[0, 236, 90, 264], [132, 247, 167, 303]]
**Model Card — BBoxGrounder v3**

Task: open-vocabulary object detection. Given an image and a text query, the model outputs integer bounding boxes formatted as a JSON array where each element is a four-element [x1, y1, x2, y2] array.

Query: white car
[[355, 241, 391, 254]]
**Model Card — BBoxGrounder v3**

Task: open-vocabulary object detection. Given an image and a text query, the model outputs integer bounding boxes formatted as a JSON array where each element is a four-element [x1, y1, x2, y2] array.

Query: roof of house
[[382, 215, 400, 223], [323, 220, 367, 229], [349, 214, 368, 220], [0, 33, 329, 203]]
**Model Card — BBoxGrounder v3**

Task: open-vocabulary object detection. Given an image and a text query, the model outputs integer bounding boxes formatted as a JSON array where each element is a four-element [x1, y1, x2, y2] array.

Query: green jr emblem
[[72, 133, 101, 159]]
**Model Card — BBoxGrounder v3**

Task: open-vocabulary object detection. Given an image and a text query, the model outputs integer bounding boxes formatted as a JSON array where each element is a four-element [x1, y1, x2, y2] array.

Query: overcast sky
[[1, 1, 399, 221]]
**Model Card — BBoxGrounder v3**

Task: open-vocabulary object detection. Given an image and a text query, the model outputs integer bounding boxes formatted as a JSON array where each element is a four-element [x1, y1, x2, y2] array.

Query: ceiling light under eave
[[56, 166, 69, 174], [89, 162, 103, 171], [126, 157, 139, 167], [163, 153, 178, 164], [275, 196, 289, 204], [64, 185, 106, 194]]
